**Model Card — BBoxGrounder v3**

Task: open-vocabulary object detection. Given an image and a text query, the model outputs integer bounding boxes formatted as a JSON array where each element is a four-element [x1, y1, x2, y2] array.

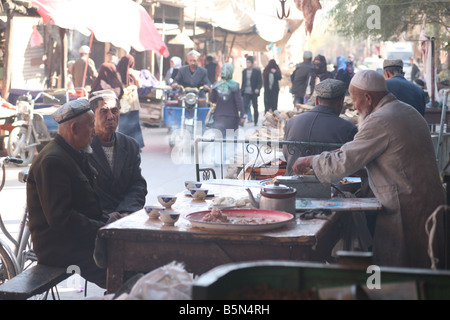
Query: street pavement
[[0, 87, 294, 299]]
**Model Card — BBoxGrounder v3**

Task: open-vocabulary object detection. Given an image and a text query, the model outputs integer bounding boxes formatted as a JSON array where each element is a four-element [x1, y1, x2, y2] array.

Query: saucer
[[184, 190, 214, 197]]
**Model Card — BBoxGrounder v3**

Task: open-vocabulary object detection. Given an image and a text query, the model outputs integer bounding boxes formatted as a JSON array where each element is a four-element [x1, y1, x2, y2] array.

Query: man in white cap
[[292, 70, 445, 269], [87, 90, 147, 217], [72, 45, 98, 90], [27, 99, 122, 289], [291, 51, 313, 106], [283, 78, 357, 176]]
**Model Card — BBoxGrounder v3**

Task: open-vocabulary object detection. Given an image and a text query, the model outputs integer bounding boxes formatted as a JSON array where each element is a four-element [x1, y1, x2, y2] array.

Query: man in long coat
[[87, 90, 147, 215], [292, 70, 446, 269], [27, 100, 121, 288]]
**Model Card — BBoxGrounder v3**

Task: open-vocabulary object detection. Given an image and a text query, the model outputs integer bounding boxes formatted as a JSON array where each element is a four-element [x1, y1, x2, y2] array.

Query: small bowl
[[185, 181, 202, 190], [144, 205, 165, 219], [159, 211, 180, 226], [189, 188, 208, 200], [157, 195, 177, 208]]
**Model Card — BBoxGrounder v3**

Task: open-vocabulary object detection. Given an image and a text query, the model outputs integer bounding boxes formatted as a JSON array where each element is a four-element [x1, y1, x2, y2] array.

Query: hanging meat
[[294, 0, 322, 35]]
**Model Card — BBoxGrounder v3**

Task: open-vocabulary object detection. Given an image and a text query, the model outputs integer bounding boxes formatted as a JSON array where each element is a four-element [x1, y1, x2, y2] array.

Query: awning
[[159, 0, 303, 52], [30, 0, 169, 56]]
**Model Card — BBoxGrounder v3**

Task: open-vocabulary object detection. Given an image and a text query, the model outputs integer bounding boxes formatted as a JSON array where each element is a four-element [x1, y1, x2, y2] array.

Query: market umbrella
[[30, 0, 169, 57]]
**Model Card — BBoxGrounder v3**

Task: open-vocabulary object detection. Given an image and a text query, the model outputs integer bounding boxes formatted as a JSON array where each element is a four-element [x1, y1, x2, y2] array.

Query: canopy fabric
[[197, 19, 303, 52], [30, 0, 169, 56], [182, 0, 303, 51]]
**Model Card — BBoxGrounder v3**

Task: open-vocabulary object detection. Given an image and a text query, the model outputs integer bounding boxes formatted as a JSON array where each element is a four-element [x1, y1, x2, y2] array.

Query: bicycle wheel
[[0, 240, 19, 283], [7, 126, 36, 167]]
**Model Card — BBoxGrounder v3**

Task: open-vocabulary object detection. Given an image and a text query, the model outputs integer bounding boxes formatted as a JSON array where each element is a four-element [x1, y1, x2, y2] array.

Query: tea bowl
[[157, 195, 177, 208], [144, 205, 165, 219], [189, 188, 208, 200], [184, 181, 202, 190], [159, 211, 180, 226]]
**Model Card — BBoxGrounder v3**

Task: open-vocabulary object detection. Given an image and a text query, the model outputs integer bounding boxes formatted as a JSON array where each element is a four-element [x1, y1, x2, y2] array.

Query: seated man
[[383, 59, 426, 116], [87, 90, 147, 215], [27, 99, 121, 288], [283, 79, 357, 176]]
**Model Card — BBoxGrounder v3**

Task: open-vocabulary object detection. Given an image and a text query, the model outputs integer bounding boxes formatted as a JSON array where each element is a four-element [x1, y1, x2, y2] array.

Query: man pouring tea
[[292, 70, 446, 269]]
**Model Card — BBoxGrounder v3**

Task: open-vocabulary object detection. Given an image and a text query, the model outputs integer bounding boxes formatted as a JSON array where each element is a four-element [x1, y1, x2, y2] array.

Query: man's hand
[[171, 83, 178, 90], [106, 211, 128, 224], [292, 156, 315, 175], [203, 85, 210, 92]]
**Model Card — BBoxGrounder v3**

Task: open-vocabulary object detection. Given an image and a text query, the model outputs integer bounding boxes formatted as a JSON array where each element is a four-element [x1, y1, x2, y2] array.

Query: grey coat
[[173, 65, 210, 98], [312, 94, 445, 269]]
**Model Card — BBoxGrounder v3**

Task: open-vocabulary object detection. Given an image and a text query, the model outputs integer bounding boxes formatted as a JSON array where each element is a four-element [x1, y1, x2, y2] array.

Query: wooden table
[[97, 182, 363, 293]]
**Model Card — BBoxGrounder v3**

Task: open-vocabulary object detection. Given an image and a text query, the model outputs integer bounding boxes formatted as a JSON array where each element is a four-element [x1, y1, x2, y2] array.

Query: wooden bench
[[0, 264, 70, 300]]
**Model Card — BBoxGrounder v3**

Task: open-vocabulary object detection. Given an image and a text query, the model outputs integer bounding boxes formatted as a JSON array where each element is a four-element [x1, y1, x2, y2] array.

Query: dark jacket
[[87, 132, 147, 214], [291, 61, 313, 99], [27, 134, 108, 267], [263, 70, 282, 93], [173, 65, 211, 89], [241, 67, 262, 97], [209, 84, 245, 118], [386, 74, 426, 116], [283, 105, 357, 176]]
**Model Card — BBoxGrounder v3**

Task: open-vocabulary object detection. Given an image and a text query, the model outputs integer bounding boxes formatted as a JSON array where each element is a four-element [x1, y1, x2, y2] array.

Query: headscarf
[[90, 63, 124, 99], [117, 54, 136, 86], [336, 56, 347, 71], [213, 63, 239, 101], [171, 56, 182, 70], [140, 69, 158, 88], [263, 59, 281, 90], [312, 54, 330, 81]]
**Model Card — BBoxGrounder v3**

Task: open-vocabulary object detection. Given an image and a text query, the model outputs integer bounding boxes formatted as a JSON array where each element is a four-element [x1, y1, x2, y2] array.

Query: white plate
[[185, 208, 294, 232]]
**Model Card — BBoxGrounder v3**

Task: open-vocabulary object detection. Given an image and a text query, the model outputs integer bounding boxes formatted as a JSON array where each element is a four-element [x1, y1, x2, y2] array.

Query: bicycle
[[0, 156, 35, 283]]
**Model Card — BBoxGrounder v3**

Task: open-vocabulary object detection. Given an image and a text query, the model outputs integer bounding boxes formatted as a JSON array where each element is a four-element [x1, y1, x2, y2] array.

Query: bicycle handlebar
[[29, 91, 62, 104], [0, 157, 23, 193], [173, 85, 208, 93], [1, 157, 23, 165]]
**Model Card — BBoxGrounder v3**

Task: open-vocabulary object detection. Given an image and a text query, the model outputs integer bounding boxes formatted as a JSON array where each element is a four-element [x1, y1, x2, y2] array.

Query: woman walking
[[116, 54, 145, 148], [262, 59, 282, 113], [209, 63, 245, 138]]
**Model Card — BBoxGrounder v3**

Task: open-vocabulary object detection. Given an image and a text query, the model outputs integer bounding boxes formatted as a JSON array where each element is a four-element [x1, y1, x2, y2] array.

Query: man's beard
[[357, 110, 370, 126], [82, 145, 93, 154]]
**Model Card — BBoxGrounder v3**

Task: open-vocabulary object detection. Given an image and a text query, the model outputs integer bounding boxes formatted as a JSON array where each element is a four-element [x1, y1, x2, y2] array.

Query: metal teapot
[[246, 180, 297, 214]]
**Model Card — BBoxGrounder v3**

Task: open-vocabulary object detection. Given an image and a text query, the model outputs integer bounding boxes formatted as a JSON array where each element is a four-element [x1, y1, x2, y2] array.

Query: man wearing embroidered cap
[[283, 79, 357, 175], [27, 99, 122, 288], [87, 90, 147, 218], [292, 70, 445, 269], [383, 59, 426, 116]]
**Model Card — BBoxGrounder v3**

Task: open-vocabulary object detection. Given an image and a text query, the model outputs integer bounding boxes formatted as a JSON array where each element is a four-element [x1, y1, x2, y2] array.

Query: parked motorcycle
[[7, 91, 65, 166]]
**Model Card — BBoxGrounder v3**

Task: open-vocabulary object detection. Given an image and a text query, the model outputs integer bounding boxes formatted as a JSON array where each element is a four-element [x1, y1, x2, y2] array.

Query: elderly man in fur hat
[[292, 70, 445, 269]]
